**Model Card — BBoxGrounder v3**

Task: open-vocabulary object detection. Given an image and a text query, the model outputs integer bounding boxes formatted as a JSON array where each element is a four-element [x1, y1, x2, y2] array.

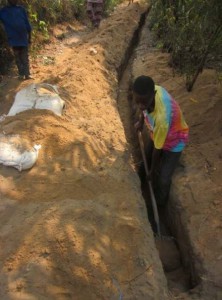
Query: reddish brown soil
[[0, 1, 221, 299]]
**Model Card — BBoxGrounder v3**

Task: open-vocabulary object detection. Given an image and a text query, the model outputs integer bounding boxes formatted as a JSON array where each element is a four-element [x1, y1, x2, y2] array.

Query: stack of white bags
[[0, 83, 65, 171], [8, 83, 65, 116]]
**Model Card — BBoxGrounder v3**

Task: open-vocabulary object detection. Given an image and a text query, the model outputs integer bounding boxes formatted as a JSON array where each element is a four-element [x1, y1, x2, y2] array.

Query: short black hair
[[133, 75, 155, 96]]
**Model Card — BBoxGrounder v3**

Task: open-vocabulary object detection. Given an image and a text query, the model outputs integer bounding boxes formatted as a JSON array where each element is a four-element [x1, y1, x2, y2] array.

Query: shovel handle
[[138, 131, 161, 237]]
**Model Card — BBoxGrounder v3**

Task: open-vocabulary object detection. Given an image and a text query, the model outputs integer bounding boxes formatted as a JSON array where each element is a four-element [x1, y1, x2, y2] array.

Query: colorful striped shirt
[[143, 85, 189, 152]]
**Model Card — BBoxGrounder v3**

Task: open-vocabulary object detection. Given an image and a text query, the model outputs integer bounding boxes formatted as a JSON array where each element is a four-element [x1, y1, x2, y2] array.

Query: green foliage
[[21, 0, 123, 26], [150, 0, 222, 91], [105, 0, 123, 13], [23, 0, 123, 46]]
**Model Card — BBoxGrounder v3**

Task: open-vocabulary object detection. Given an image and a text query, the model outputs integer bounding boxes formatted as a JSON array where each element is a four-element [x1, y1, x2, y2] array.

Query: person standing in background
[[0, 0, 32, 80], [86, 0, 104, 29]]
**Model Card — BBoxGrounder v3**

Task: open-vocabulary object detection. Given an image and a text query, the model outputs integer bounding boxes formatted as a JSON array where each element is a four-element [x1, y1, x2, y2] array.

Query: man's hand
[[134, 120, 143, 132], [135, 113, 144, 132]]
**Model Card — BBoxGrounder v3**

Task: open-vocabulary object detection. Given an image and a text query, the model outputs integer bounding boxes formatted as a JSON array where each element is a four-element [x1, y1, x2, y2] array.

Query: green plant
[[150, 0, 222, 91]]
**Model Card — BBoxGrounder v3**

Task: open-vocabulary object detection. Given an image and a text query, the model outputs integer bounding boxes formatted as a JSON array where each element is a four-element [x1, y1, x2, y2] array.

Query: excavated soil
[[0, 1, 221, 299]]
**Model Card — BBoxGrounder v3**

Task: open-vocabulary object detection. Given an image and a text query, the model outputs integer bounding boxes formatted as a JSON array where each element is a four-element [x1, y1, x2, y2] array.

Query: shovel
[[138, 131, 161, 237]]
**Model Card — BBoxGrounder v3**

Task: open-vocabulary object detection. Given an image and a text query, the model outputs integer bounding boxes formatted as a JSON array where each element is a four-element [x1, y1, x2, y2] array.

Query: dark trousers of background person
[[12, 46, 30, 78]]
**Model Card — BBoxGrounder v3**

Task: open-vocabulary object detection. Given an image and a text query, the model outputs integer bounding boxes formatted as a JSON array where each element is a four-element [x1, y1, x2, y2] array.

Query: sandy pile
[[0, 2, 169, 300]]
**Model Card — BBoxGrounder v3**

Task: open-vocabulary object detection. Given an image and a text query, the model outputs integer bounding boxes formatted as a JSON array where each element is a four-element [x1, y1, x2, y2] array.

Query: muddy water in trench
[[116, 30, 191, 298]]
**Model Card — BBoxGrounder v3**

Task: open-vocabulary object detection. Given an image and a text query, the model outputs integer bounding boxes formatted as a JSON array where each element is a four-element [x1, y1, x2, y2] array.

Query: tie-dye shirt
[[143, 85, 189, 152]]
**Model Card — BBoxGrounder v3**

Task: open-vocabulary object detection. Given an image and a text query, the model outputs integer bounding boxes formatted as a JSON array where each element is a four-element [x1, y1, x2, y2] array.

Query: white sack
[[8, 83, 65, 116], [0, 138, 41, 171], [0, 114, 7, 122]]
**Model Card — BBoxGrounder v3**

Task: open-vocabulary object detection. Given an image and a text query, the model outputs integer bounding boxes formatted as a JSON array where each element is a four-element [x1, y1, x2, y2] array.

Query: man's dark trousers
[[13, 46, 30, 77]]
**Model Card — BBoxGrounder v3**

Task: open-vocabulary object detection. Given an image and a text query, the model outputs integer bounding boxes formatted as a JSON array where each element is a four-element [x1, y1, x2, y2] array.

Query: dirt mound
[[0, 2, 169, 300], [0, 1, 221, 299]]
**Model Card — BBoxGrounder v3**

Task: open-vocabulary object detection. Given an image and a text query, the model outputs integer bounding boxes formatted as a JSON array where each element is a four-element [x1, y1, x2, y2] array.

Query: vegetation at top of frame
[[149, 0, 222, 91], [0, 0, 124, 74]]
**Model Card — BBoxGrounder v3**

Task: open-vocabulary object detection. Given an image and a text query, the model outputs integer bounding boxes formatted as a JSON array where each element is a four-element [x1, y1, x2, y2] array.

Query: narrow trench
[[116, 8, 196, 297]]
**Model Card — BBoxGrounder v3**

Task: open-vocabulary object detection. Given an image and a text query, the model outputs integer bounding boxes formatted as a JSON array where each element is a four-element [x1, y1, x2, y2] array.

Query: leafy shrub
[[150, 0, 222, 91]]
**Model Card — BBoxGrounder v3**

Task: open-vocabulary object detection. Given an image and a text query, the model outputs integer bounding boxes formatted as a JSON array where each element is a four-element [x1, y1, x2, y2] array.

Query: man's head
[[133, 75, 155, 112], [8, 0, 18, 6]]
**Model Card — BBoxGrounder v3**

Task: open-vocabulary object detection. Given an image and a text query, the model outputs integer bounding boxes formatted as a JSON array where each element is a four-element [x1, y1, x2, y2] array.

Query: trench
[[116, 7, 198, 297]]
